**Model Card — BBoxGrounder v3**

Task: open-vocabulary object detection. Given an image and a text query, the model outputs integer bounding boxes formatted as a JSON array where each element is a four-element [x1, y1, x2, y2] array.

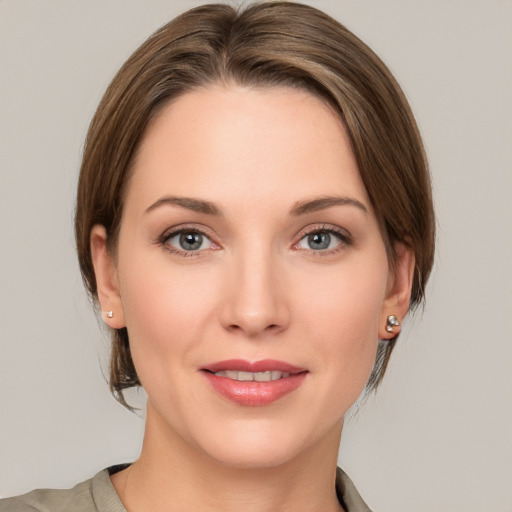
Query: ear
[[90, 225, 126, 329], [378, 242, 415, 339]]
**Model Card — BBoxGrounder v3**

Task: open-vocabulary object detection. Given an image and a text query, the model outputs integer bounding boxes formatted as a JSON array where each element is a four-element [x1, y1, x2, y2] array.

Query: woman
[[1, 2, 434, 511]]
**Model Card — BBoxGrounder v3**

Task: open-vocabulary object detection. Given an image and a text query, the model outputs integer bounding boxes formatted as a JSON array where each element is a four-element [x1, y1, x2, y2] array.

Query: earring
[[104, 311, 114, 319], [386, 315, 400, 333]]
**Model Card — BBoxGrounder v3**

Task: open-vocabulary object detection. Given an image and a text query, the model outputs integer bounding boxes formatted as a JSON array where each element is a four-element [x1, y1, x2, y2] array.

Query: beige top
[[0, 465, 372, 512]]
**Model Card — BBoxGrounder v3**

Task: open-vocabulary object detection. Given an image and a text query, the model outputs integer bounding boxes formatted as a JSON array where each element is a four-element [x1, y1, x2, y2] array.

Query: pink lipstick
[[201, 359, 308, 406]]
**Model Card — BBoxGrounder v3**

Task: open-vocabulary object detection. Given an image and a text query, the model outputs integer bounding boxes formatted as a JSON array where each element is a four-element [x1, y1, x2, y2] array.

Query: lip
[[201, 359, 308, 407], [203, 359, 305, 374]]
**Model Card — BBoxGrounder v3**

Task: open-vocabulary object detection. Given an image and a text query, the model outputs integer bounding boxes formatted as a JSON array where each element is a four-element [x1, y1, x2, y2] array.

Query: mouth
[[209, 370, 291, 382], [200, 359, 308, 406]]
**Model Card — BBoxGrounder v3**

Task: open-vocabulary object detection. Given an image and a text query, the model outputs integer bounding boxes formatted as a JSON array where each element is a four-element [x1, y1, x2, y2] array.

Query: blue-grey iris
[[180, 232, 203, 250], [308, 232, 330, 250]]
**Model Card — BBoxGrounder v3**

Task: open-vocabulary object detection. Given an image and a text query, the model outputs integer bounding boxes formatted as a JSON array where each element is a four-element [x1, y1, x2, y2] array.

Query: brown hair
[[75, 2, 435, 408]]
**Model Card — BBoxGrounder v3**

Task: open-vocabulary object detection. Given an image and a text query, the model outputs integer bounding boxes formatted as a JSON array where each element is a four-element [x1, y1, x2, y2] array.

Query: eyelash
[[156, 224, 352, 258], [156, 226, 217, 258], [293, 224, 352, 257]]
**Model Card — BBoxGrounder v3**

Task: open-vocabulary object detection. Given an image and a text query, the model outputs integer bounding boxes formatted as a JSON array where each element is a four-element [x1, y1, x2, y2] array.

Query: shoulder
[[336, 467, 373, 512], [0, 467, 127, 512], [0, 479, 93, 512]]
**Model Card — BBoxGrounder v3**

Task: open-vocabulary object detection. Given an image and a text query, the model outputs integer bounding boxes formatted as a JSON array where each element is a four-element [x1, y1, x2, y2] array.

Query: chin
[[205, 439, 303, 470], [194, 417, 336, 470]]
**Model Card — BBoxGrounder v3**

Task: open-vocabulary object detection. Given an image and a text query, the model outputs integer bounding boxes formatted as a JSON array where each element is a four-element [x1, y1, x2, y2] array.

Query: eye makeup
[[154, 221, 353, 260]]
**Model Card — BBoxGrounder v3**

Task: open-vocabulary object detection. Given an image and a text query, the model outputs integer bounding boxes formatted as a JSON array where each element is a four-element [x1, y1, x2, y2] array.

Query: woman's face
[[95, 85, 409, 468]]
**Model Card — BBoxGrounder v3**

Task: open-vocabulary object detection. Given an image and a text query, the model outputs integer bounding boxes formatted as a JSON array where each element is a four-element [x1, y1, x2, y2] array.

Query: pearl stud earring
[[386, 315, 400, 333], [104, 311, 114, 319]]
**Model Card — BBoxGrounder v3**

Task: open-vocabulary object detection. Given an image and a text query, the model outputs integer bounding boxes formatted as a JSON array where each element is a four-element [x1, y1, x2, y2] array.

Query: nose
[[219, 248, 291, 338]]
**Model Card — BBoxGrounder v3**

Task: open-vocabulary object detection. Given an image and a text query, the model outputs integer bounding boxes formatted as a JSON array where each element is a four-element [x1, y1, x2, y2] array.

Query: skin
[[91, 85, 414, 512]]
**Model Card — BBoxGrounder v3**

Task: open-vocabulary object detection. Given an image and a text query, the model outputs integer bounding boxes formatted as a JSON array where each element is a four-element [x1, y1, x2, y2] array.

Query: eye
[[302, 232, 333, 251], [295, 227, 350, 253], [166, 230, 213, 252]]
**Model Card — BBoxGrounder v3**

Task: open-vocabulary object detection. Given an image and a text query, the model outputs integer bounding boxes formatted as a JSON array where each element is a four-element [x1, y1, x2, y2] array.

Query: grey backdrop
[[1, 1, 511, 511]]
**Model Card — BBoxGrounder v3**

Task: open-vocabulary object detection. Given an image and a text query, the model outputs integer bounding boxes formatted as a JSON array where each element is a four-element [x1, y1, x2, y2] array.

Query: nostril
[[226, 322, 280, 336]]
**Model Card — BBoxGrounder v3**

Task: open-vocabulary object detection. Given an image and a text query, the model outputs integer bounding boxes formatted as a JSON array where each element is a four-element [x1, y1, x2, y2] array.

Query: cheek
[[116, 256, 217, 381], [296, 257, 388, 339], [293, 255, 389, 390]]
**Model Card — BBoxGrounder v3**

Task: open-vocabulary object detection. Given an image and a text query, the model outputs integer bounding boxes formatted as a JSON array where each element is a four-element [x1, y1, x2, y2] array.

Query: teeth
[[214, 370, 290, 381], [254, 371, 272, 382]]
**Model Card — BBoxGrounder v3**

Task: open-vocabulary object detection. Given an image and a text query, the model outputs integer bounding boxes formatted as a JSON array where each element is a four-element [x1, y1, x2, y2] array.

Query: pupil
[[309, 232, 330, 250], [180, 232, 202, 250]]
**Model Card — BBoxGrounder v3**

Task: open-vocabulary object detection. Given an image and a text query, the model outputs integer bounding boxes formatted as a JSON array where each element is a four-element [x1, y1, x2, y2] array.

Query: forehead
[[126, 85, 369, 213]]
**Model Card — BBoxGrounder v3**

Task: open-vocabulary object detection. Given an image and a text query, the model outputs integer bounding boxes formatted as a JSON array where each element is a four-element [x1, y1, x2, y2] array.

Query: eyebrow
[[145, 196, 221, 216], [145, 194, 368, 217], [289, 196, 368, 216]]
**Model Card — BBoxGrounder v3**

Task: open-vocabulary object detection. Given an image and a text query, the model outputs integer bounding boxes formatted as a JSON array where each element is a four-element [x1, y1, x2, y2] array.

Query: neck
[[112, 402, 344, 512]]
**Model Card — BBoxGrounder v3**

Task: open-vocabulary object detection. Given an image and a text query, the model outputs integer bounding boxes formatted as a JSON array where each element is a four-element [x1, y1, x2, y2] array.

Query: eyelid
[[298, 223, 351, 238], [156, 224, 221, 256], [155, 222, 351, 257], [295, 223, 352, 242], [292, 224, 352, 254]]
